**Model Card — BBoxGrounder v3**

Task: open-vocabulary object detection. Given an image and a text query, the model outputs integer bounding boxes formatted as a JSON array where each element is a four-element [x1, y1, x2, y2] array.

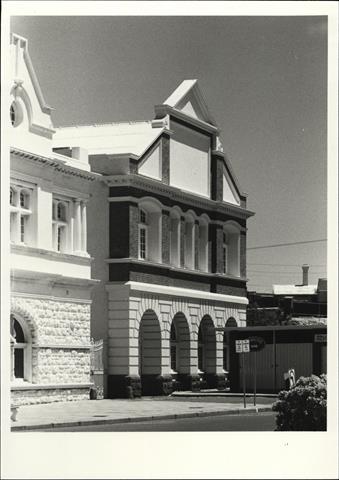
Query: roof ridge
[[55, 120, 151, 129]]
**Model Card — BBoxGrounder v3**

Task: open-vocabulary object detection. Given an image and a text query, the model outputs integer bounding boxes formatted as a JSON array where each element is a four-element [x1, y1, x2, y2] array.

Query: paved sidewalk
[[11, 395, 274, 431]]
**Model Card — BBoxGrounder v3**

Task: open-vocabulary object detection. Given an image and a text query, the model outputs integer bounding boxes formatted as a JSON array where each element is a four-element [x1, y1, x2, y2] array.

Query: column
[[73, 199, 81, 254], [81, 201, 87, 254]]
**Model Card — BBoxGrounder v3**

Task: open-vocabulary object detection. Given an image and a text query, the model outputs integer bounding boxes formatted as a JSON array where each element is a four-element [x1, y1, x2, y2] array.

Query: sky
[[10, 15, 328, 291]]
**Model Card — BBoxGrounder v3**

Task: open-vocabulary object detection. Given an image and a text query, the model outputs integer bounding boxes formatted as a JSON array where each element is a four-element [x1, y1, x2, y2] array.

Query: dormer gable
[[9, 34, 55, 156], [154, 80, 219, 134]]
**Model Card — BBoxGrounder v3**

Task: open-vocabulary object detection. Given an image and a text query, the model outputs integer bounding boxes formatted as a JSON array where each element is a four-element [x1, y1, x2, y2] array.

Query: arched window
[[10, 103, 16, 126], [170, 323, 177, 372], [184, 214, 194, 270], [52, 200, 69, 253], [11, 315, 32, 382], [222, 223, 240, 277], [138, 209, 148, 260], [198, 218, 209, 272], [169, 210, 180, 267], [138, 201, 162, 263]]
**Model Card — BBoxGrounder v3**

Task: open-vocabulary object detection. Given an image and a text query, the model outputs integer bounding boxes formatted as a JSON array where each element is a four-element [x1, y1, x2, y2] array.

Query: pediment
[[163, 80, 216, 126]]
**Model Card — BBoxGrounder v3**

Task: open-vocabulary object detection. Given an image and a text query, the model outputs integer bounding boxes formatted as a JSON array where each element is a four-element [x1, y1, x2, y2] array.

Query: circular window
[[10, 103, 16, 126], [10, 101, 23, 127]]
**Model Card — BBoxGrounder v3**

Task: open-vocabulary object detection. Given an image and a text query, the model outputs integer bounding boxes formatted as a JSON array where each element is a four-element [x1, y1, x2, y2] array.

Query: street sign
[[249, 336, 266, 352], [243, 339, 250, 353], [314, 334, 327, 343], [235, 340, 243, 353], [236, 339, 250, 353]]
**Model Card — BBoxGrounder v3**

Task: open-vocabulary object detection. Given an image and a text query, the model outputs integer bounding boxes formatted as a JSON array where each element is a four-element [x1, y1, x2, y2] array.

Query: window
[[198, 326, 204, 372], [222, 225, 240, 277], [222, 233, 228, 274], [9, 185, 33, 245], [140, 209, 147, 224], [138, 209, 148, 260], [170, 323, 177, 372], [52, 200, 68, 253], [10, 187, 15, 206], [10, 103, 16, 126], [11, 315, 32, 382]]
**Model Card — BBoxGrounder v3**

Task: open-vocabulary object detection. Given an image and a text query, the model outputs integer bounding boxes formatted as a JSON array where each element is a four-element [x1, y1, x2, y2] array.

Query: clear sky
[[10, 15, 328, 291]]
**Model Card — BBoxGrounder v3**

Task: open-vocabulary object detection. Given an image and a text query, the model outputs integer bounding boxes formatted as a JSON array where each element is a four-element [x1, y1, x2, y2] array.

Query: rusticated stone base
[[176, 374, 201, 392], [11, 386, 90, 406], [141, 374, 173, 396], [107, 374, 142, 398], [204, 373, 227, 390]]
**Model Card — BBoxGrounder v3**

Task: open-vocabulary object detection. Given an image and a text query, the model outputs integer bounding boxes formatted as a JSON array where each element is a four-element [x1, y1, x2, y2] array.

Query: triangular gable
[[163, 79, 216, 126], [223, 166, 240, 206], [138, 143, 161, 180]]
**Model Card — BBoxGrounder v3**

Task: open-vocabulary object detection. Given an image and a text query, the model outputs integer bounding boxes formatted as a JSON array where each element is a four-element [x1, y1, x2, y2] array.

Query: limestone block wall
[[11, 387, 89, 406], [11, 295, 91, 385]]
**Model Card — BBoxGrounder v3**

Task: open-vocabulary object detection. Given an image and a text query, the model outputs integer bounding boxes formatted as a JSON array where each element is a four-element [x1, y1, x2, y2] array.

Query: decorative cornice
[[106, 281, 248, 306], [11, 244, 92, 265], [106, 174, 254, 219], [154, 105, 220, 135], [11, 291, 93, 304], [106, 257, 248, 283], [10, 148, 99, 182], [10, 267, 100, 288]]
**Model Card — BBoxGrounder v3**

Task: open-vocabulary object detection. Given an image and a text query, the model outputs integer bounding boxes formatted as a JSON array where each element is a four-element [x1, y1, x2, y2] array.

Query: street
[[37, 412, 276, 432]]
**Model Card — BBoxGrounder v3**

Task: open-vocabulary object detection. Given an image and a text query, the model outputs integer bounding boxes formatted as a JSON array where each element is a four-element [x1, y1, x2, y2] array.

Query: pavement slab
[[11, 396, 274, 431]]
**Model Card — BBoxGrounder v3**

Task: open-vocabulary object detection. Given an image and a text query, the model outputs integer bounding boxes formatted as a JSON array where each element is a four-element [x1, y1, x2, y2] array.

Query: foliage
[[272, 374, 327, 431]]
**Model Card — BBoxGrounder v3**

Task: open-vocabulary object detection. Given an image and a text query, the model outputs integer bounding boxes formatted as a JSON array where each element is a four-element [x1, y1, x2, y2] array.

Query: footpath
[[11, 392, 275, 431]]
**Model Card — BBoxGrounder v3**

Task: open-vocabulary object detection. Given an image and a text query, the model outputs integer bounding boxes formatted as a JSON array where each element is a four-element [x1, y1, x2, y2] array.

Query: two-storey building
[[54, 79, 254, 397], [9, 34, 98, 405]]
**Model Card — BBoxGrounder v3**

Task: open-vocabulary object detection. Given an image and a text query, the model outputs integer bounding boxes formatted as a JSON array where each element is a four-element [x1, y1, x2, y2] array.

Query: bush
[[272, 374, 327, 431]]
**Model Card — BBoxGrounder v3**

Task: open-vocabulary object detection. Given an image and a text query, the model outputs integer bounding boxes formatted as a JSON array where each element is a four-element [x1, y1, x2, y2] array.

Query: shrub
[[272, 374, 327, 431]]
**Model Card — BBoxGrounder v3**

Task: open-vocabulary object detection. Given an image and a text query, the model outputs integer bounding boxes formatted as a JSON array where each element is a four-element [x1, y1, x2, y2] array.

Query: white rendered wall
[[223, 169, 240, 205], [139, 145, 161, 180], [170, 121, 210, 198]]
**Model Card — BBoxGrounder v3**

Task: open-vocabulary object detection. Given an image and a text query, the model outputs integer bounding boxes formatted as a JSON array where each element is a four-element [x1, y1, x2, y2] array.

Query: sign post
[[236, 339, 249, 409], [248, 336, 266, 407]]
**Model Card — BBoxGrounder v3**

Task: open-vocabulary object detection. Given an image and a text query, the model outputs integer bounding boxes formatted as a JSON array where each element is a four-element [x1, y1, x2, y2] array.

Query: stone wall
[[11, 294, 91, 387], [11, 387, 89, 406]]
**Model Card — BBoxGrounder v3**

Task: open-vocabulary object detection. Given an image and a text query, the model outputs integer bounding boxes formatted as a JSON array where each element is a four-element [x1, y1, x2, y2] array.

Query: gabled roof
[[161, 79, 217, 127], [54, 121, 165, 157]]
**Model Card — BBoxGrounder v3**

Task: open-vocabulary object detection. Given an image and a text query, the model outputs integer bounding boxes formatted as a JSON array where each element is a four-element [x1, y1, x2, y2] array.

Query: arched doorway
[[170, 312, 190, 375], [198, 315, 216, 376], [223, 318, 237, 372], [138, 309, 162, 395]]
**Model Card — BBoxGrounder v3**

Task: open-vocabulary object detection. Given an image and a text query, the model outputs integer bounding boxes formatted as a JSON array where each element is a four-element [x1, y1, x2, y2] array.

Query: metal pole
[[254, 350, 257, 407], [242, 351, 246, 408]]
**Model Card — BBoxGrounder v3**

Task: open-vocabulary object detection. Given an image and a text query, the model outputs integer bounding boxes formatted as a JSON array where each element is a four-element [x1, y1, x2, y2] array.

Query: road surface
[[38, 412, 276, 432]]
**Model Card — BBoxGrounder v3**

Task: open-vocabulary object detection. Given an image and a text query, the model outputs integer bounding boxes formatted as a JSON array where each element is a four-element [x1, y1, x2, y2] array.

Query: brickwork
[[161, 135, 170, 184], [240, 232, 247, 278], [161, 211, 170, 264], [211, 154, 224, 201], [180, 217, 185, 267], [194, 221, 199, 269], [215, 224, 224, 273], [109, 202, 130, 258], [129, 203, 139, 258]]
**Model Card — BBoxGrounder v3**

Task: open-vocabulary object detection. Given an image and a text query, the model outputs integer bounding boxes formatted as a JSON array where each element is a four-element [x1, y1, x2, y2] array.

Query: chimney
[[302, 264, 309, 286]]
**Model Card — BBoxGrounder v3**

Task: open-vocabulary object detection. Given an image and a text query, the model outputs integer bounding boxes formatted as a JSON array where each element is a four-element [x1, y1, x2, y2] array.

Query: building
[[247, 264, 327, 326], [54, 79, 255, 397], [9, 34, 98, 405], [236, 264, 327, 393]]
